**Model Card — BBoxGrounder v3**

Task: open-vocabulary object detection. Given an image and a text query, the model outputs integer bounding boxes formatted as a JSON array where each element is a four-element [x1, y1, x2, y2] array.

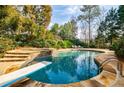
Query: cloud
[[52, 5, 81, 16], [48, 22, 54, 29], [50, 5, 82, 26], [66, 5, 82, 15]]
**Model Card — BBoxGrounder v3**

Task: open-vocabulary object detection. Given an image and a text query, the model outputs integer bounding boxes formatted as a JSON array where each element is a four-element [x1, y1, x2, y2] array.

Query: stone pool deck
[[0, 48, 124, 87]]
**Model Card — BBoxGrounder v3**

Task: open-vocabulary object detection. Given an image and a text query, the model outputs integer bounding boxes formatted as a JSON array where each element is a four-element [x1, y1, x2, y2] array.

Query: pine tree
[[78, 5, 100, 46]]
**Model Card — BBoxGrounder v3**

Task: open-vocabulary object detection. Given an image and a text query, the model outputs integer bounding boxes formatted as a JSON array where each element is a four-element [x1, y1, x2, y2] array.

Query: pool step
[[94, 70, 116, 86], [6, 50, 38, 55], [0, 58, 26, 62], [81, 80, 105, 87], [19, 48, 42, 51], [102, 64, 116, 74], [81, 70, 116, 87], [6, 52, 31, 55], [4, 54, 29, 58]]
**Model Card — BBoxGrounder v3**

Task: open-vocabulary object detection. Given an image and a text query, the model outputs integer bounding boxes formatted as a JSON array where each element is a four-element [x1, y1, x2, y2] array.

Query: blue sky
[[49, 5, 118, 28]]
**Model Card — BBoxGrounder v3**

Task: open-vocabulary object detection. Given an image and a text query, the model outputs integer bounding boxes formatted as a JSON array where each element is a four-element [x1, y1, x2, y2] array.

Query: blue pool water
[[27, 50, 101, 84]]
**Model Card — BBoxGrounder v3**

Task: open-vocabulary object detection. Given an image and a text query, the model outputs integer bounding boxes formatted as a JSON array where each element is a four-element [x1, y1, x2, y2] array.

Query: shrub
[[45, 40, 57, 48], [70, 39, 88, 48], [56, 40, 65, 49], [89, 41, 96, 48], [15, 34, 36, 42], [0, 37, 15, 57], [63, 40, 73, 48], [27, 39, 44, 48], [15, 34, 37, 47], [111, 36, 124, 58]]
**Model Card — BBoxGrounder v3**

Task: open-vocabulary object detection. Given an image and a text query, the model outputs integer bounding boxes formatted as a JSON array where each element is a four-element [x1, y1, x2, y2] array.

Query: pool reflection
[[27, 51, 100, 84]]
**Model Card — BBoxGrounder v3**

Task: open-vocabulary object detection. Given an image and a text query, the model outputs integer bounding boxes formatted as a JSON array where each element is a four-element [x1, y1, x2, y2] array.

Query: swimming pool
[[27, 50, 101, 84]]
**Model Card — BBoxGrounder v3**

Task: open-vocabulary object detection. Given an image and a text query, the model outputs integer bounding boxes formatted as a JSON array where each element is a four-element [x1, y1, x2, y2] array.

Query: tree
[[15, 5, 52, 38], [78, 5, 100, 46], [70, 17, 78, 39], [111, 6, 124, 58], [0, 6, 21, 35], [105, 8, 119, 45], [94, 7, 108, 48], [22, 5, 34, 20], [95, 7, 120, 48], [50, 23, 60, 34], [118, 5, 124, 35], [111, 36, 124, 58], [18, 5, 52, 28], [59, 20, 77, 40], [95, 21, 107, 48], [35, 5, 52, 28]]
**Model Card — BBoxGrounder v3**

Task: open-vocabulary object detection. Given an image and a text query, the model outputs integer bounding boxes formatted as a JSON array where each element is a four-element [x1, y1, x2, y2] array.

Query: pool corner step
[[102, 64, 117, 74], [81, 80, 105, 87], [93, 70, 116, 87]]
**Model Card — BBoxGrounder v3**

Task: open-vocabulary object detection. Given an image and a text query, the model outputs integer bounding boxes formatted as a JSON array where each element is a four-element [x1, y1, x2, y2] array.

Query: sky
[[49, 5, 118, 39], [49, 5, 118, 28]]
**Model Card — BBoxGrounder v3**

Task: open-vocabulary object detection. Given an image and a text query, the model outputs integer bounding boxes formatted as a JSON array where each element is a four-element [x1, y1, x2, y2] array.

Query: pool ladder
[[99, 57, 124, 77]]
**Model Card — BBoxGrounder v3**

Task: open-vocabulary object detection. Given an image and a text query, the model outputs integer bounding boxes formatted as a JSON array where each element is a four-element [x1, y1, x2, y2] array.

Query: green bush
[[89, 41, 96, 48], [45, 40, 57, 48], [14, 34, 37, 47], [63, 40, 73, 48], [70, 39, 88, 48], [26, 39, 43, 48], [0, 37, 15, 57], [8, 33, 88, 49], [56, 40, 65, 49], [15, 34, 36, 42], [111, 36, 124, 58], [109, 42, 117, 50]]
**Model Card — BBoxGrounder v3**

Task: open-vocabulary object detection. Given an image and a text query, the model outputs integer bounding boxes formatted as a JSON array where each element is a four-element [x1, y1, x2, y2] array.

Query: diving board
[[0, 62, 51, 87]]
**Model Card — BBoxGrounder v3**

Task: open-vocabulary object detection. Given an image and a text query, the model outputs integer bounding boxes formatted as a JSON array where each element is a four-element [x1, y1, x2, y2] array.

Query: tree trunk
[[88, 10, 91, 47]]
